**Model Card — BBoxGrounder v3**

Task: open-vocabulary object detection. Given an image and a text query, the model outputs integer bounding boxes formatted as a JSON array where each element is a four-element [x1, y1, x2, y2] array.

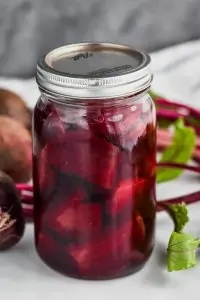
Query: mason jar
[[33, 43, 156, 280]]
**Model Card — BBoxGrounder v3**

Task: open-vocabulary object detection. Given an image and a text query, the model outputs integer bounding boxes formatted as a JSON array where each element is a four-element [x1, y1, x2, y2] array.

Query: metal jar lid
[[36, 42, 152, 99]]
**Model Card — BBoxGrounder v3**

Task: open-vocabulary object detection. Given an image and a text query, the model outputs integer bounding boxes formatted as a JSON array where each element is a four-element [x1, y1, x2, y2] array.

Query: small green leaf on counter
[[157, 118, 196, 183], [167, 232, 200, 272], [167, 203, 189, 233], [166, 203, 200, 272]]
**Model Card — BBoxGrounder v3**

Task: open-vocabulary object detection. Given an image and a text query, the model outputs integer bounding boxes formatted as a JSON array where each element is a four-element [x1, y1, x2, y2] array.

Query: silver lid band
[[36, 42, 152, 99]]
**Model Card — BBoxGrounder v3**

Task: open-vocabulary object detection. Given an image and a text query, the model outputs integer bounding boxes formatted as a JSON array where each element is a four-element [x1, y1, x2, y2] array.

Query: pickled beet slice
[[132, 212, 146, 250], [43, 188, 102, 244], [66, 220, 133, 275], [34, 153, 79, 205], [86, 109, 107, 138], [37, 149, 56, 199], [42, 113, 65, 143], [55, 202, 102, 235], [33, 101, 52, 140], [86, 105, 143, 148], [136, 188, 156, 252], [73, 252, 129, 279], [38, 129, 90, 199], [86, 104, 142, 141], [36, 233, 79, 276], [105, 117, 146, 150], [119, 118, 146, 151], [61, 107, 89, 130], [36, 103, 65, 145], [46, 132, 119, 189], [109, 179, 146, 217], [132, 124, 156, 179], [62, 128, 92, 142], [36, 232, 57, 253], [118, 150, 135, 180], [104, 104, 142, 135]]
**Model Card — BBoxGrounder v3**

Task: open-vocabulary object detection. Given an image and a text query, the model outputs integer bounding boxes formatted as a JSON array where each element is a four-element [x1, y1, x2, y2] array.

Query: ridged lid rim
[[36, 42, 152, 99]]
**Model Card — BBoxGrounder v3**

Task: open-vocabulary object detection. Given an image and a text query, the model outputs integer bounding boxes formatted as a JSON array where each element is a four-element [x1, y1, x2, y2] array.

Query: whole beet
[[0, 116, 32, 183], [0, 89, 32, 131], [0, 171, 25, 250]]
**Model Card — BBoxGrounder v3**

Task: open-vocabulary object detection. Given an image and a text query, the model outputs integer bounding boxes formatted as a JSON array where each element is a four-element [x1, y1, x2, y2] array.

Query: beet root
[[0, 171, 25, 250], [0, 89, 32, 131], [0, 116, 32, 182]]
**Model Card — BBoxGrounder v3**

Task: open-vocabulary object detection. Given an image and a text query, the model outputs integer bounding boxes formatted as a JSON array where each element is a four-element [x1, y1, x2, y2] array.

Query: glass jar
[[33, 43, 156, 280]]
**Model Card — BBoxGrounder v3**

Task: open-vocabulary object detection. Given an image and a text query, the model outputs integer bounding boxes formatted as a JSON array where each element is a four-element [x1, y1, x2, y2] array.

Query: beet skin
[[0, 170, 25, 250], [0, 89, 32, 131], [0, 116, 32, 183]]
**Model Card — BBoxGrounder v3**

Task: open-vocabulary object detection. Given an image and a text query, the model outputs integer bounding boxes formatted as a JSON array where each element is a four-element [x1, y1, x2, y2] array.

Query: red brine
[[33, 42, 156, 280], [33, 94, 156, 279]]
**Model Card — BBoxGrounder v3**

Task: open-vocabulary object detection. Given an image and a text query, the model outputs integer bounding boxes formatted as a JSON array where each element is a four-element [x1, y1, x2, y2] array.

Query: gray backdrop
[[1, 0, 200, 77]]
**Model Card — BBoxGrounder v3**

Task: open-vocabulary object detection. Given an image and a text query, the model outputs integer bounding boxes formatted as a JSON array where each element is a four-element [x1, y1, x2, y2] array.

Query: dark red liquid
[[33, 96, 156, 280]]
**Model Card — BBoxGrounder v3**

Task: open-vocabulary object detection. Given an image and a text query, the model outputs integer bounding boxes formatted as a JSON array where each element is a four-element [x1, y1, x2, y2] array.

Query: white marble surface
[[1, 40, 200, 300]]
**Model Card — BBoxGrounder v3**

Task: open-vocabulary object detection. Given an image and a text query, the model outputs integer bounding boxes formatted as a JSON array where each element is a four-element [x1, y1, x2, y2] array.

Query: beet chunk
[[36, 233, 79, 276], [42, 109, 65, 144], [117, 150, 135, 180], [46, 131, 120, 189], [56, 202, 102, 236], [42, 186, 102, 244], [109, 179, 146, 217], [33, 102, 66, 148], [66, 220, 133, 277], [132, 212, 146, 251], [36, 148, 57, 200], [87, 104, 142, 136], [0, 116, 32, 182], [86, 104, 143, 147], [119, 118, 146, 151], [0, 171, 25, 250], [0, 89, 32, 131]]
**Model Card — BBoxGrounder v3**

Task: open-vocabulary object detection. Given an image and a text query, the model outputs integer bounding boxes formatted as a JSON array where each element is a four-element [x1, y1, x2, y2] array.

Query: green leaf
[[157, 118, 196, 183], [166, 203, 200, 272], [167, 232, 200, 272], [167, 203, 189, 233]]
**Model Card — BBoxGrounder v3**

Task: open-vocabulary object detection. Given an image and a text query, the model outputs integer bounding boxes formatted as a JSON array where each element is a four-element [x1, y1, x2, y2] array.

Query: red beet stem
[[194, 157, 200, 165], [157, 108, 186, 120], [157, 190, 200, 212], [157, 162, 200, 209], [22, 206, 33, 219], [157, 107, 200, 136], [16, 183, 33, 192], [157, 97, 200, 136], [157, 98, 200, 119], [157, 162, 200, 174], [21, 194, 33, 201], [21, 197, 33, 205]]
